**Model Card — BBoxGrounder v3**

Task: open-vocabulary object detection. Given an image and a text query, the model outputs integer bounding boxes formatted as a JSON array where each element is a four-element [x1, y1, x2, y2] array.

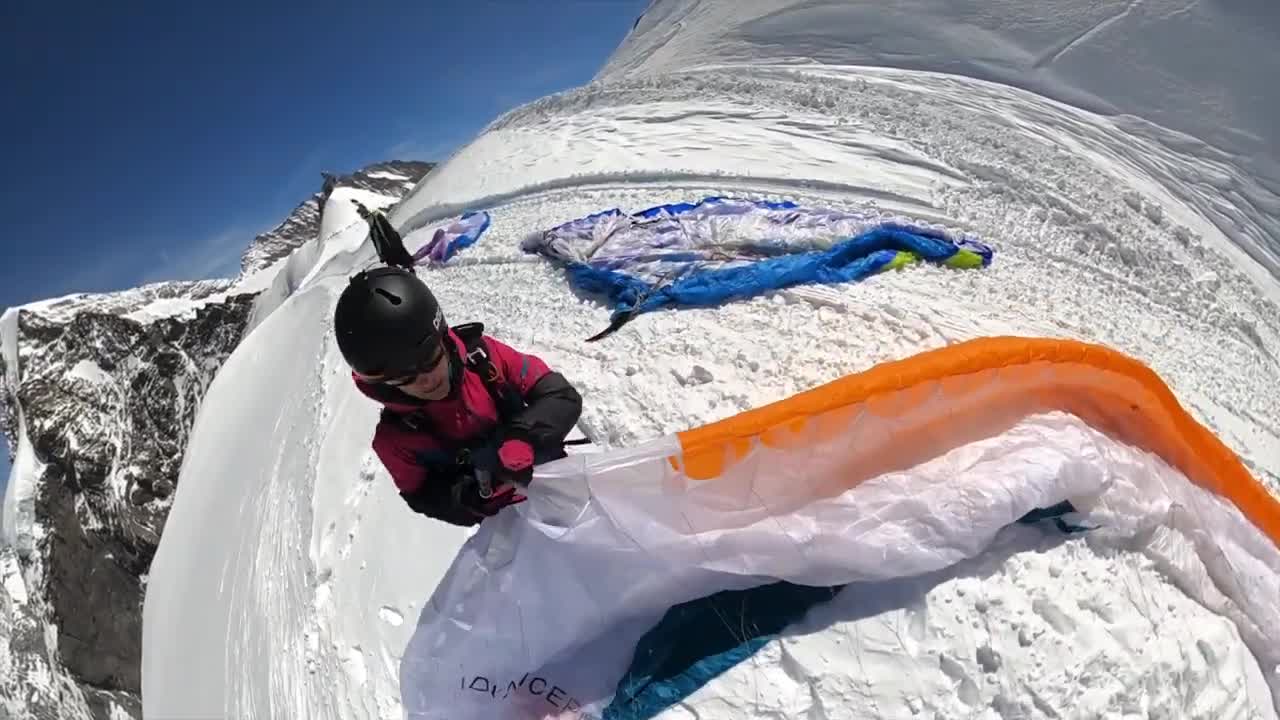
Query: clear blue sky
[[0, 0, 649, 505]]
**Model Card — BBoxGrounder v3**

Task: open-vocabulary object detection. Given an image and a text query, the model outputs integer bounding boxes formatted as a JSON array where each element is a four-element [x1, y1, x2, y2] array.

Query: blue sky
[[0, 0, 649, 504]]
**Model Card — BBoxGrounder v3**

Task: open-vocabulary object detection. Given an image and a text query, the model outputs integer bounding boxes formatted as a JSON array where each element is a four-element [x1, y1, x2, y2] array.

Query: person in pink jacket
[[333, 266, 582, 526]]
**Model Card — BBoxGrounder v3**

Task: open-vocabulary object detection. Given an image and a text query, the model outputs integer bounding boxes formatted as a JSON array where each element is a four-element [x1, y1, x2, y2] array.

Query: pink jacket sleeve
[[371, 419, 429, 494], [484, 335, 552, 395], [480, 334, 582, 451]]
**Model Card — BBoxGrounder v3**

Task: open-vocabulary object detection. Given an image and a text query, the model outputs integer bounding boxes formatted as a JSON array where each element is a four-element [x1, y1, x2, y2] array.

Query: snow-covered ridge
[[244, 186, 406, 333], [597, 0, 1280, 298], [2, 308, 41, 559], [0, 308, 19, 477], [238, 159, 433, 277], [603, 0, 1280, 199], [14, 278, 235, 325], [0, 158, 434, 720]]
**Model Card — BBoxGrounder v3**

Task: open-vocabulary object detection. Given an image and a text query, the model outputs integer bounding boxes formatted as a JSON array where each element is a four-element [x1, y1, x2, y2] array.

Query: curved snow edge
[[244, 188, 400, 334], [0, 309, 38, 554]]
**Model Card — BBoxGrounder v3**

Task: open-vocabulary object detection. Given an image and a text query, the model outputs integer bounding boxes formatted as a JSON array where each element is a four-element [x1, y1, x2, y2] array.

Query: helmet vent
[[374, 288, 403, 305]]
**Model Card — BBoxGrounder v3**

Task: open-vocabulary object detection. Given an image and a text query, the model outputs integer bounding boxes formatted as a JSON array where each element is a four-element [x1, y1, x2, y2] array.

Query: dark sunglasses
[[367, 344, 448, 387]]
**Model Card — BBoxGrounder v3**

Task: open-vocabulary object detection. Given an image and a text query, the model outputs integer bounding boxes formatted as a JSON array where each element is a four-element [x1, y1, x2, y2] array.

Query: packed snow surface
[[598, 0, 1280, 288], [141, 1, 1280, 719]]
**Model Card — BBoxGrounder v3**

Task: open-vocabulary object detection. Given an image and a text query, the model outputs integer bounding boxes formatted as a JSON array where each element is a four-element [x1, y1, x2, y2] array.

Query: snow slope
[[143, 1, 1280, 718], [244, 186, 404, 331], [598, 0, 1280, 292], [0, 310, 38, 558]]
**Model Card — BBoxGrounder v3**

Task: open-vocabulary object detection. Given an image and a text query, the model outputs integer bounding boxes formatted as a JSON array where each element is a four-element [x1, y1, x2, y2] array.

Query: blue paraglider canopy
[[521, 196, 994, 340]]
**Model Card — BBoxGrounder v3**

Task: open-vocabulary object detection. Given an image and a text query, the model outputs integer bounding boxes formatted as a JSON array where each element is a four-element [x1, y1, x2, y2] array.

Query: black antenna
[[351, 200, 416, 271]]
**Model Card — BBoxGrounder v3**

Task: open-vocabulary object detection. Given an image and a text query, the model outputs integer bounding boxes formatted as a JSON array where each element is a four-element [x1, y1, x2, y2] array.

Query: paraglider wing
[[398, 337, 1280, 720]]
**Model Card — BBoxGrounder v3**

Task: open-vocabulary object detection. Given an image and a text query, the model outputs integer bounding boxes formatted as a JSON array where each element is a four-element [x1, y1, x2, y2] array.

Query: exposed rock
[[237, 160, 434, 276], [1, 287, 254, 718], [0, 157, 434, 719]]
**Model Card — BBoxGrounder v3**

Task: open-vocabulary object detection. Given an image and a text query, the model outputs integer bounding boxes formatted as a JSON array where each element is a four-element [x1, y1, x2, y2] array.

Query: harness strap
[[391, 324, 527, 487], [451, 322, 526, 425]]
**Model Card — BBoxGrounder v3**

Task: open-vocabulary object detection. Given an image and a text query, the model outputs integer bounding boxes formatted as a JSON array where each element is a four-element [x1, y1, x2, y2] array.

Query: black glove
[[449, 472, 527, 519], [467, 436, 536, 488], [400, 483, 481, 527]]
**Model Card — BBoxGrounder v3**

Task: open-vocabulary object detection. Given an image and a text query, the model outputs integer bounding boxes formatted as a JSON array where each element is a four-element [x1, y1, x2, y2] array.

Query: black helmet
[[333, 267, 446, 376]]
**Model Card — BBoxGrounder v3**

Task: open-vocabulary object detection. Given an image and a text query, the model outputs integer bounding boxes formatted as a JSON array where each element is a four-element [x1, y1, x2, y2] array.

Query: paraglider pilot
[[333, 207, 582, 526]]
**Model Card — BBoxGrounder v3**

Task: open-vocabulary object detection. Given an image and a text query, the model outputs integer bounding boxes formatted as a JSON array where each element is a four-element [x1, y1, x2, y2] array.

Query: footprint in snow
[[341, 645, 368, 685], [379, 606, 404, 627], [338, 523, 357, 560], [1032, 596, 1077, 635], [939, 653, 981, 707], [318, 520, 338, 559], [345, 459, 379, 506]]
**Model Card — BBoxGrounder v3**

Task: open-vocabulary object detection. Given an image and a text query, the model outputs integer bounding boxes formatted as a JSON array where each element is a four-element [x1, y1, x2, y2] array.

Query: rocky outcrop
[[238, 160, 433, 276], [0, 158, 434, 720], [1, 283, 255, 719]]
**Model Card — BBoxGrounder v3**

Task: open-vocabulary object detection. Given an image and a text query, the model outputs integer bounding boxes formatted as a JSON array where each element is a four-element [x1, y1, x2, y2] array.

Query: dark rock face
[[26, 295, 254, 691], [1, 286, 254, 718], [0, 358, 14, 461], [0, 158, 435, 719], [238, 160, 434, 276]]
